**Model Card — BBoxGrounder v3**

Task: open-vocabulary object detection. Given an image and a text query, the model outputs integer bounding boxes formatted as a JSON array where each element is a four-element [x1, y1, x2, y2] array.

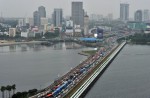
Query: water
[[85, 44, 150, 98], [0, 42, 90, 93]]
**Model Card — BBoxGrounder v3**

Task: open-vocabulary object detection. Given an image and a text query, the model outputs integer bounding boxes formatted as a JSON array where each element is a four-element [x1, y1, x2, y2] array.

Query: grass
[[82, 50, 97, 55]]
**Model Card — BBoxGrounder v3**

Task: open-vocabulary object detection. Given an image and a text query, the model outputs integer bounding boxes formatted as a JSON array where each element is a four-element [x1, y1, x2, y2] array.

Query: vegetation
[[44, 32, 59, 39], [0, 84, 16, 98], [6, 85, 12, 98], [44, 28, 60, 39], [1, 84, 38, 98], [12, 89, 37, 98], [0, 86, 5, 98], [117, 33, 150, 44], [130, 33, 150, 44], [82, 50, 97, 55], [15, 31, 21, 38]]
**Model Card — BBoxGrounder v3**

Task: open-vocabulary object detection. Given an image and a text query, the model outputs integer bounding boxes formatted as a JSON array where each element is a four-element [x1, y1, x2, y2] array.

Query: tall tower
[[33, 11, 41, 27], [52, 9, 63, 27], [120, 3, 129, 22], [84, 13, 89, 36], [72, 2, 84, 28], [134, 10, 143, 22], [38, 6, 46, 18]]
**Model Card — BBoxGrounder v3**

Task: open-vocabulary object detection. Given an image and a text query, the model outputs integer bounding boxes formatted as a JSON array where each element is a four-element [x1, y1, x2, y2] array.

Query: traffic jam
[[30, 38, 117, 98]]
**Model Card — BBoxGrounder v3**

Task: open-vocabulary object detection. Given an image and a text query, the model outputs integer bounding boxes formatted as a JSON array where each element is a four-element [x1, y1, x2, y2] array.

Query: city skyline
[[0, 0, 150, 19]]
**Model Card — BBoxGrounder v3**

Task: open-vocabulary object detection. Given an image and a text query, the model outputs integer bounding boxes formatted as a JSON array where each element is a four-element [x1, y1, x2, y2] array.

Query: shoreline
[[78, 51, 90, 56], [0, 41, 45, 46]]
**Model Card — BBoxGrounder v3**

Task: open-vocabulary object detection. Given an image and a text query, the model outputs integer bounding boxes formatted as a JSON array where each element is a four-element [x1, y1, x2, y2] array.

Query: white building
[[21, 32, 29, 38], [74, 25, 81, 32], [65, 20, 74, 36], [18, 18, 25, 27], [65, 29, 74, 36], [25, 18, 34, 26], [41, 18, 48, 26], [84, 15, 89, 35], [0, 31, 8, 36], [66, 20, 73, 28], [9, 28, 16, 37], [98, 26, 111, 32], [44, 24, 54, 32]]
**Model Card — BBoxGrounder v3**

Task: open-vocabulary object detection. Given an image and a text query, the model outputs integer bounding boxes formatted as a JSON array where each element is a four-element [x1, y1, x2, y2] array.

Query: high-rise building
[[120, 3, 129, 21], [143, 9, 150, 22], [33, 11, 41, 27], [72, 2, 84, 28], [18, 18, 25, 27], [84, 14, 89, 36], [52, 8, 63, 27], [134, 10, 143, 22], [38, 6, 46, 18]]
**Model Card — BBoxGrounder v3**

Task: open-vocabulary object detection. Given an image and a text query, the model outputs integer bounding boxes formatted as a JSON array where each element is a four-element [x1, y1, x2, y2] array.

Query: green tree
[[6, 85, 12, 98], [12, 84, 16, 95], [15, 31, 21, 38], [44, 32, 59, 39], [21, 91, 28, 98], [28, 89, 37, 96], [0, 86, 6, 98]]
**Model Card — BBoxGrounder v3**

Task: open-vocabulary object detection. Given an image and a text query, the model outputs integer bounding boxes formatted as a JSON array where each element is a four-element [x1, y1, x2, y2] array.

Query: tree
[[6, 85, 12, 98], [21, 91, 28, 98], [12, 84, 16, 95], [15, 31, 21, 38], [12, 92, 21, 98], [44, 32, 59, 39], [28, 89, 37, 96], [0, 86, 5, 98]]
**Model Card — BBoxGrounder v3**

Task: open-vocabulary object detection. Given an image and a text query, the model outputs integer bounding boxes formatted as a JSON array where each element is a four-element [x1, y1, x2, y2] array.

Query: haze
[[0, 0, 150, 18]]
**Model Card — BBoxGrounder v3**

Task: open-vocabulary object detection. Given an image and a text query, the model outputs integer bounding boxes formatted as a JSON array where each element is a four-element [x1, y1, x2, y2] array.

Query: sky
[[0, 0, 150, 19]]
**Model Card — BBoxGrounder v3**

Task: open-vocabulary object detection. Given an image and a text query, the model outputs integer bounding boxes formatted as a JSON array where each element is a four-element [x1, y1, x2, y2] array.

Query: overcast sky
[[0, 0, 150, 19]]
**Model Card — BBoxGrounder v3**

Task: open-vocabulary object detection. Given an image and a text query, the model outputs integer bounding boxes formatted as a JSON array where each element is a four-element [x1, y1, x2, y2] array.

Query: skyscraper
[[33, 11, 41, 27], [143, 9, 150, 22], [120, 3, 129, 21], [134, 10, 143, 22], [38, 6, 46, 18], [52, 9, 63, 27], [84, 14, 89, 36], [72, 2, 84, 28]]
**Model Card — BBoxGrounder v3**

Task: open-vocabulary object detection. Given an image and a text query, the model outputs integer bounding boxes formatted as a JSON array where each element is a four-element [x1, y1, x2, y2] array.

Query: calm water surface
[[0, 42, 90, 92], [86, 44, 150, 98]]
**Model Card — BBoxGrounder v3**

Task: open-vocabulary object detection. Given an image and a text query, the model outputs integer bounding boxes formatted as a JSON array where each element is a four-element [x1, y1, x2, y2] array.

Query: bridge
[[29, 40, 126, 98], [66, 41, 126, 98]]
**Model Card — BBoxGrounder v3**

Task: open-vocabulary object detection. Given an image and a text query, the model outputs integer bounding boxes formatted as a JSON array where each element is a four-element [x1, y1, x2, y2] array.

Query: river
[[0, 42, 92, 93], [85, 44, 150, 98]]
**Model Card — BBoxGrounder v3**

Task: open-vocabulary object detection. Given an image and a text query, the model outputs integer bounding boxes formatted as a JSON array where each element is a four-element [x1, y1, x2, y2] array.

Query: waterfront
[[2, 43, 150, 98], [85, 44, 150, 98], [0, 42, 91, 93]]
